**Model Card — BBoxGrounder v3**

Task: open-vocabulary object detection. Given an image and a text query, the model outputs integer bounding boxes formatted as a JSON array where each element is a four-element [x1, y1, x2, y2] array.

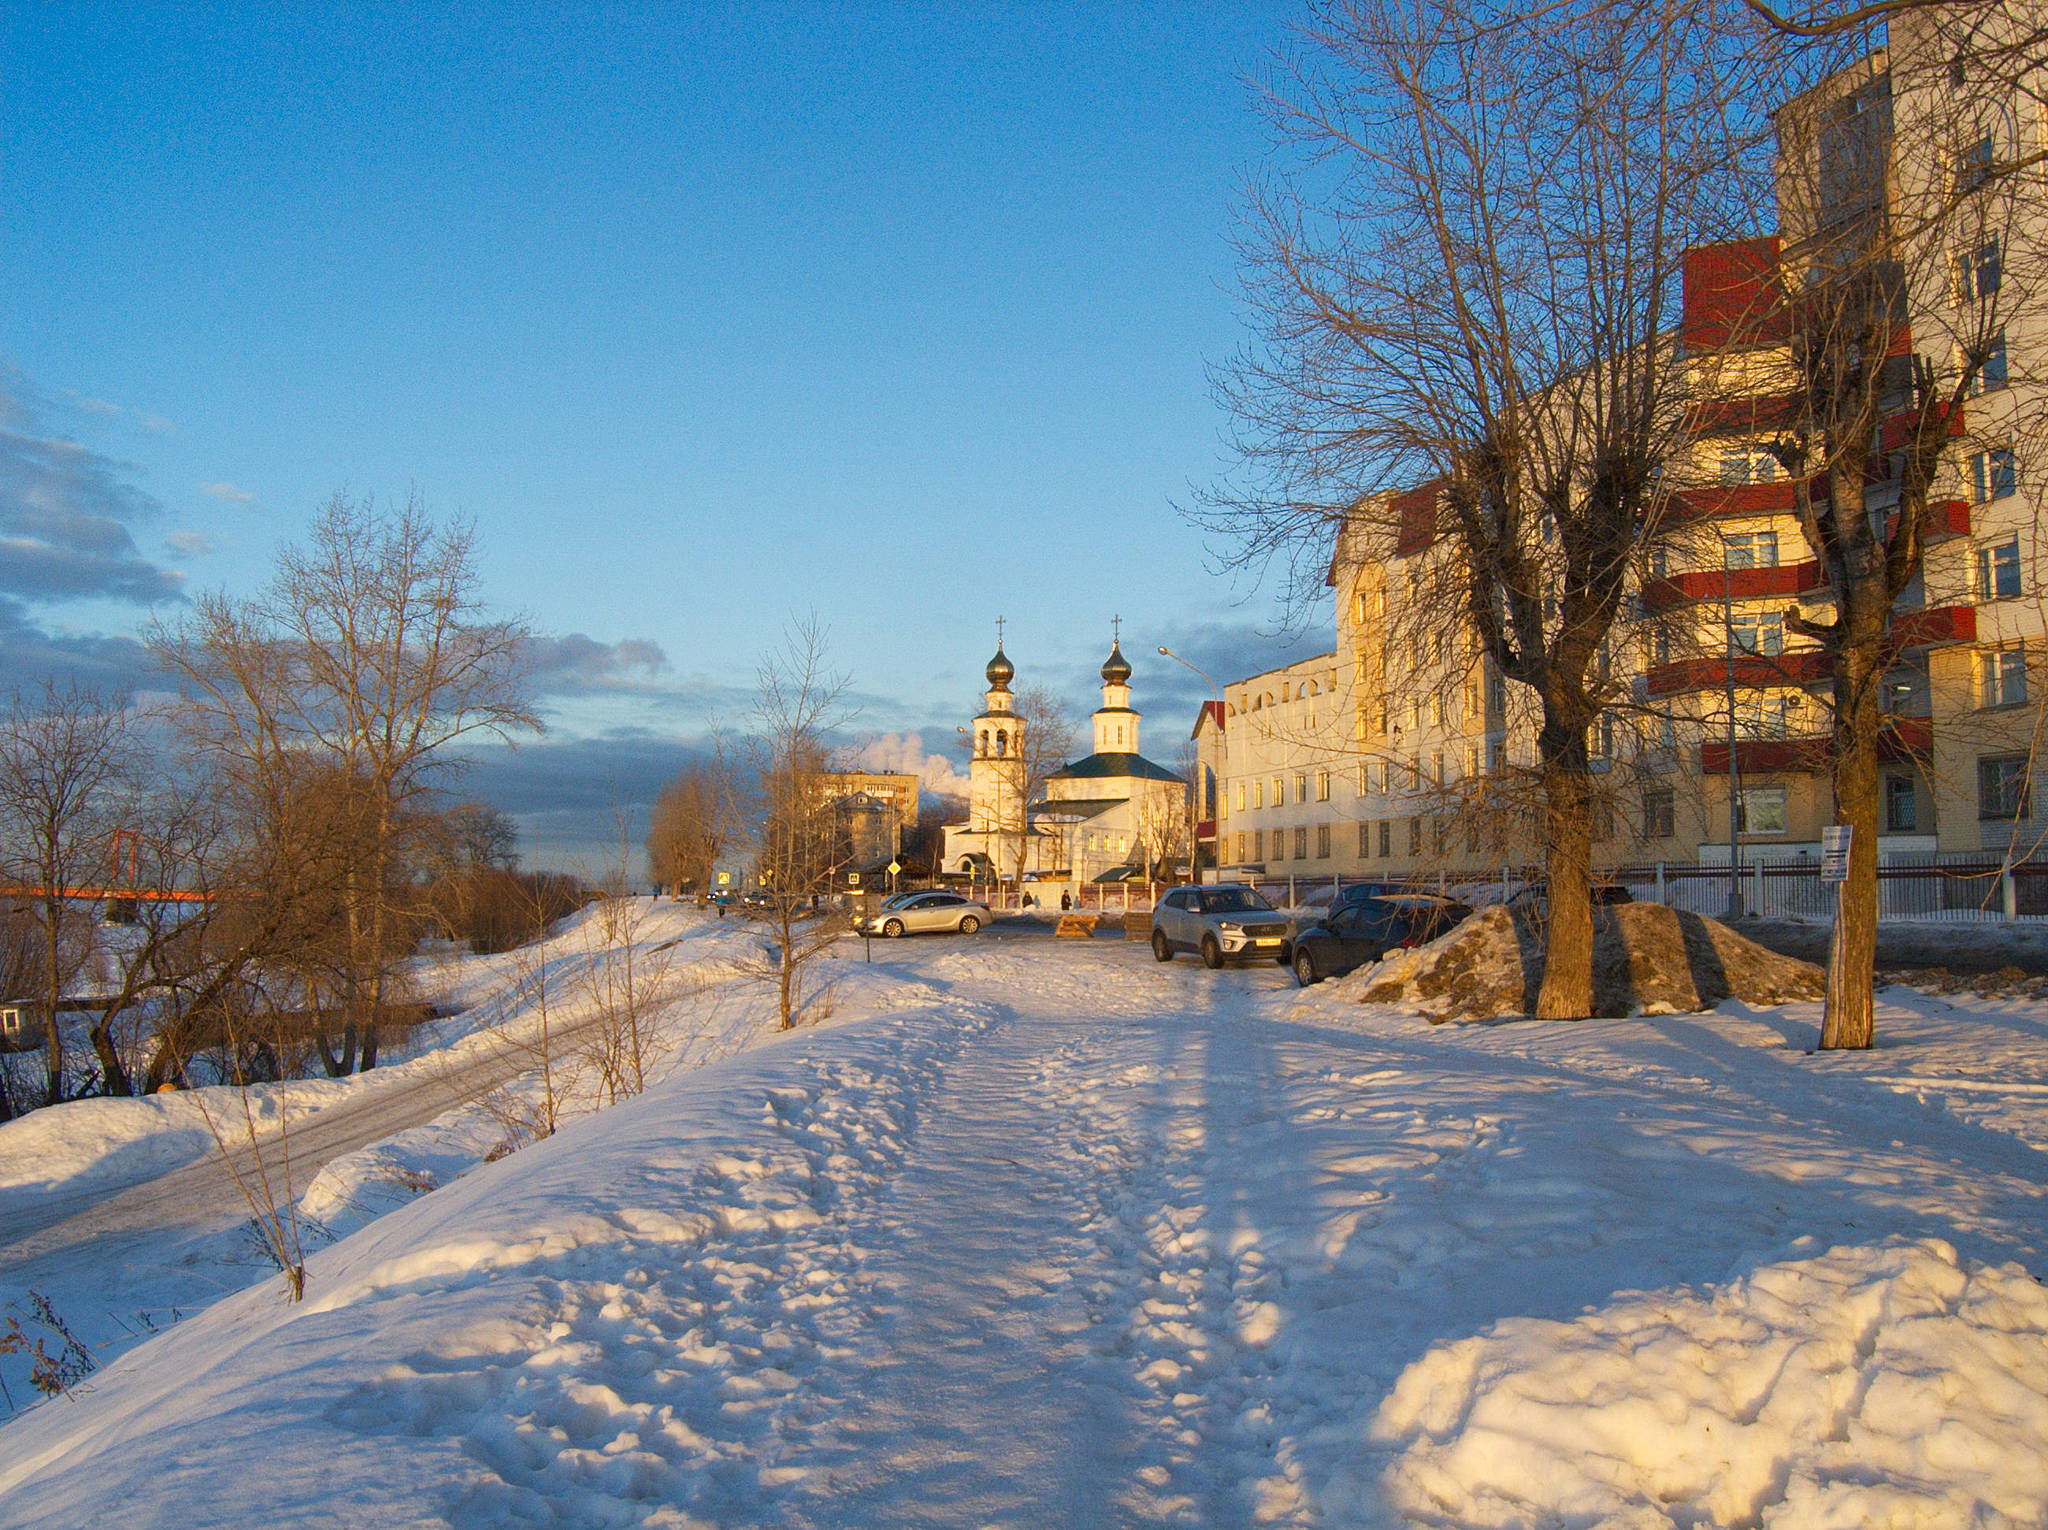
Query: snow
[[1, 919, 2044, 1527]]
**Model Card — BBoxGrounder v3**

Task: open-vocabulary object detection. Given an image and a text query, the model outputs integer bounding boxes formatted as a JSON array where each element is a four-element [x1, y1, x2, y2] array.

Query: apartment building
[[1200, 28, 2048, 879]]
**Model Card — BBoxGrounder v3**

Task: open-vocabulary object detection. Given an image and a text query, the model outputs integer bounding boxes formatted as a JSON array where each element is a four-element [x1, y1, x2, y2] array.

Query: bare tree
[[646, 759, 736, 896], [998, 683, 1077, 896], [748, 618, 854, 1031], [0, 683, 142, 1104], [152, 492, 539, 1072], [1208, 0, 1782, 1015], [1731, 12, 2048, 1046]]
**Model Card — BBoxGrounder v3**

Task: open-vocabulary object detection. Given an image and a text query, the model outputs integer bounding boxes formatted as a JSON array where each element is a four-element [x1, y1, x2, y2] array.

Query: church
[[942, 630, 1187, 887]]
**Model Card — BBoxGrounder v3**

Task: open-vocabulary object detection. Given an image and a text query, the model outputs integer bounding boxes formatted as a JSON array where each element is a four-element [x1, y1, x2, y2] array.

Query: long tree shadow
[[1157, 980, 2048, 1524]]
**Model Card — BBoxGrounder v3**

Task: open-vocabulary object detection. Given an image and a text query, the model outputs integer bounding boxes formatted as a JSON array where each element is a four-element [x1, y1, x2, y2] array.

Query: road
[[0, 999, 649, 1277]]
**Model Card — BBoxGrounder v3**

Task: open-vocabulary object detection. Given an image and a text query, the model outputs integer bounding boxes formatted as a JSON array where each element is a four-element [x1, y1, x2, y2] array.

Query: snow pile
[[1354, 904, 1824, 1021], [1372, 1237, 2048, 1529]]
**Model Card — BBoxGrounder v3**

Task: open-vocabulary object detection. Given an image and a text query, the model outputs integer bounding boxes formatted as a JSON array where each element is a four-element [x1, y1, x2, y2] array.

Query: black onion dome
[[1100, 639, 1132, 684], [985, 645, 1015, 690]]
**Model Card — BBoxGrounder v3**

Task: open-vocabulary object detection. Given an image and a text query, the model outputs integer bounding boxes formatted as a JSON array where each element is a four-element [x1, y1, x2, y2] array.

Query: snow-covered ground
[[1, 917, 2044, 1528]]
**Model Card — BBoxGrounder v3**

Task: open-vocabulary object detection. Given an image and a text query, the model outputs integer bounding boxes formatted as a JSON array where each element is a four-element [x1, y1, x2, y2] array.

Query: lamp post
[[1159, 646, 1218, 885]]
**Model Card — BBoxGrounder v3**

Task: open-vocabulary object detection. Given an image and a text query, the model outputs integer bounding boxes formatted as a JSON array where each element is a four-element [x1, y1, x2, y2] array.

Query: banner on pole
[[1820, 824, 1851, 884]]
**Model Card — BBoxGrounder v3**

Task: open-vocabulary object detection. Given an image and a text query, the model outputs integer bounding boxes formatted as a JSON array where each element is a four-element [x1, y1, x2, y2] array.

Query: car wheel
[[1293, 947, 1319, 987], [1151, 929, 1173, 963], [958, 914, 981, 935], [882, 918, 905, 938], [1200, 935, 1224, 970]]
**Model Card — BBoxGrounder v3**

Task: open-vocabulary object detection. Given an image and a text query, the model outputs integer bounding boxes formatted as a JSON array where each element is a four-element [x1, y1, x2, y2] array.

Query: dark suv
[[1286, 894, 1473, 986]]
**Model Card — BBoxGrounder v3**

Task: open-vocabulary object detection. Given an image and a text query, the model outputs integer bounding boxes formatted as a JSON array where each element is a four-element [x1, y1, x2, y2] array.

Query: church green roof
[[1046, 751, 1183, 784]]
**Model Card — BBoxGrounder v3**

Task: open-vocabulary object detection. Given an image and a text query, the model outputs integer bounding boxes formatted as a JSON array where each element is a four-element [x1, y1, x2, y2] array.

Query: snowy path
[[1, 935, 2045, 1527], [0, 994, 692, 1275]]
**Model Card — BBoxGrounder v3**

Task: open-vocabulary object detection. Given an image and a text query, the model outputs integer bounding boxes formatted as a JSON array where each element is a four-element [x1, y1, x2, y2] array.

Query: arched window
[[996, 729, 1008, 757], [978, 730, 989, 754]]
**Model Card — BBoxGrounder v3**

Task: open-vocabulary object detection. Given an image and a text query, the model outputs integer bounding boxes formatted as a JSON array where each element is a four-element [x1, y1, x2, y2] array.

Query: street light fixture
[[1158, 645, 1218, 885]]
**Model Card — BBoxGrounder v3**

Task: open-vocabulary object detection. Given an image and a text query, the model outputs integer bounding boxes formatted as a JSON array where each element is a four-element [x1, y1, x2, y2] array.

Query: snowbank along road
[[1, 918, 2045, 1528]]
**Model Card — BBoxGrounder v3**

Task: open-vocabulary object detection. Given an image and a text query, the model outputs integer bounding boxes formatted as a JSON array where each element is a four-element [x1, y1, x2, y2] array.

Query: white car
[[858, 891, 990, 937], [1150, 884, 1290, 967]]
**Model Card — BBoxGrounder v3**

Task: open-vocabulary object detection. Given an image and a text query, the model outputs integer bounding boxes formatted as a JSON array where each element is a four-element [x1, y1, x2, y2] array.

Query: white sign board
[[1820, 824, 1852, 884]]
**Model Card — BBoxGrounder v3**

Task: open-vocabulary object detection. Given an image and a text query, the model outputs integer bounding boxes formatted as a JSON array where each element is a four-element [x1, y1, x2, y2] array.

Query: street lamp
[[1159, 645, 1219, 885]]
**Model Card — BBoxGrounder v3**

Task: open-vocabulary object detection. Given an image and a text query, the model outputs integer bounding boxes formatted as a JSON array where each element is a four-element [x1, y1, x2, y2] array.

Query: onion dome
[[1100, 639, 1132, 685], [985, 645, 1014, 691]]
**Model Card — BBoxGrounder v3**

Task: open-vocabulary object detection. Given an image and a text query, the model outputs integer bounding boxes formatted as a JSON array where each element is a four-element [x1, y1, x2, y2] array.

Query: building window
[[1724, 530, 1780, 569], [1358, 821, 1372, 857], [1234, 781, 1245, 813], [1737, 786, 1789, 835], [1979, 755, 2031, 820], [1979, 647, 2027, 709], [1356, 764, 1369, 795], [1730, 611, 1784, 656], [1293, 826, 1309, 859], [1465, 743, 1481, 777], [1271, 776, 1284, 807], [1956, 132, 1996, 192], [1236, 832, 1246, 863], [1252, 829, 1264, 861], [1316, 824, 1331, 858], [1296, 774, 1309, 803], [1719, 449, 1779, 486], [1737, 695, 1797, 739], [1316, 770, 1330, 802], [1592, 798, 1615, 842], [1977, 538, 2022, 599], [1972, 447, 2018, 503], [1642, 788, 1675, 839], [1885, 776, 1918, 831], [1408, 816, 1422, 854], [1964, 329, 2009, 393], [1373, 695, 1389, 736], [1957, 239, 2003, 303], [1428, 692, 1444, 726], [1253, 780, 1263, 810], [1378, 820, 1392, 857], [1403, 696, 1419, 730]]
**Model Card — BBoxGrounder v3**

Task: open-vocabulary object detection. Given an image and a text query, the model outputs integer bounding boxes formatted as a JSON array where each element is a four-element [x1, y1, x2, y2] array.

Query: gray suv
[[1151, 884, 1288, 968]]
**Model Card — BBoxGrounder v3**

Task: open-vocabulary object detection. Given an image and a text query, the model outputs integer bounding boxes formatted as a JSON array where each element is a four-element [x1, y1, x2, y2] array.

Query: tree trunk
[[1535, 714, 1595, 1020], [41, 895, 65, 1106], [1820, 603, 1884, 1050], [90, 1018, 131, 1097]]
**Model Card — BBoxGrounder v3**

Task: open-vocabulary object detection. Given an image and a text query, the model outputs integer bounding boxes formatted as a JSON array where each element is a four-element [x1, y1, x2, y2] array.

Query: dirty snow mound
[[1353, 903, 1823, 1021], [1371, 1238, 2048, 1529]]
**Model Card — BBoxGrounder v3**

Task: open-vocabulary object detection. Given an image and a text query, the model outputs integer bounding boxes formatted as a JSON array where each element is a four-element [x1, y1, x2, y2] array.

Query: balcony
[[1666, 477, 1817, 521], [1702, 735, 1830, 774], [1880, 714, 1933, 761], [1641, 559, 1823, 612], [1689, 394, 1801, 436], [1646, 649, 1834, 697], [1890, 604, 1976, 649], [1699, 715, 1932, 773], [1884, 498, 1971, 544]]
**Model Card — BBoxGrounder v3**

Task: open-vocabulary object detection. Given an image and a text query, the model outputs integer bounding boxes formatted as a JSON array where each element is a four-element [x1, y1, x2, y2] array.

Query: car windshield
[[1199, 887, 1275, 915]]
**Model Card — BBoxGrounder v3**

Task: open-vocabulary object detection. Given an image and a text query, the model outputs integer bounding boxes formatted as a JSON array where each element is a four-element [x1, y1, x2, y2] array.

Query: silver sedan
[[857, 891, 990, 937]]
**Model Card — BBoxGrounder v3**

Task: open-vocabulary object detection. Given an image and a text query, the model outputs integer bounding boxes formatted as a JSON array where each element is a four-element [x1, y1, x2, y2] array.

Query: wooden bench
[[1054, 914, 1101, 938]]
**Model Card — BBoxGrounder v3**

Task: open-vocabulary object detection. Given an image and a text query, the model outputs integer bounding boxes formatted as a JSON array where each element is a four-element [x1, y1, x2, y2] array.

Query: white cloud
[[199, 481, 255, 504], [851, 732, 968, 798], [166, 529, 218, 555]]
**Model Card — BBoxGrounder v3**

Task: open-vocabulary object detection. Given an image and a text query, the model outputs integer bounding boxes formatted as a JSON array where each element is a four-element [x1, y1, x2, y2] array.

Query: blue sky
[[2, 3, 1331, 868]]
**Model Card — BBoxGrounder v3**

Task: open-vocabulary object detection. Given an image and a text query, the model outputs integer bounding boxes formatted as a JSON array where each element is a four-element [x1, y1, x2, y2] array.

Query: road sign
[[1820, 824, 1851, 883], [715, 870, 732, 887], [848, 872, 861, 887], [887, 860, 901, 876]]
